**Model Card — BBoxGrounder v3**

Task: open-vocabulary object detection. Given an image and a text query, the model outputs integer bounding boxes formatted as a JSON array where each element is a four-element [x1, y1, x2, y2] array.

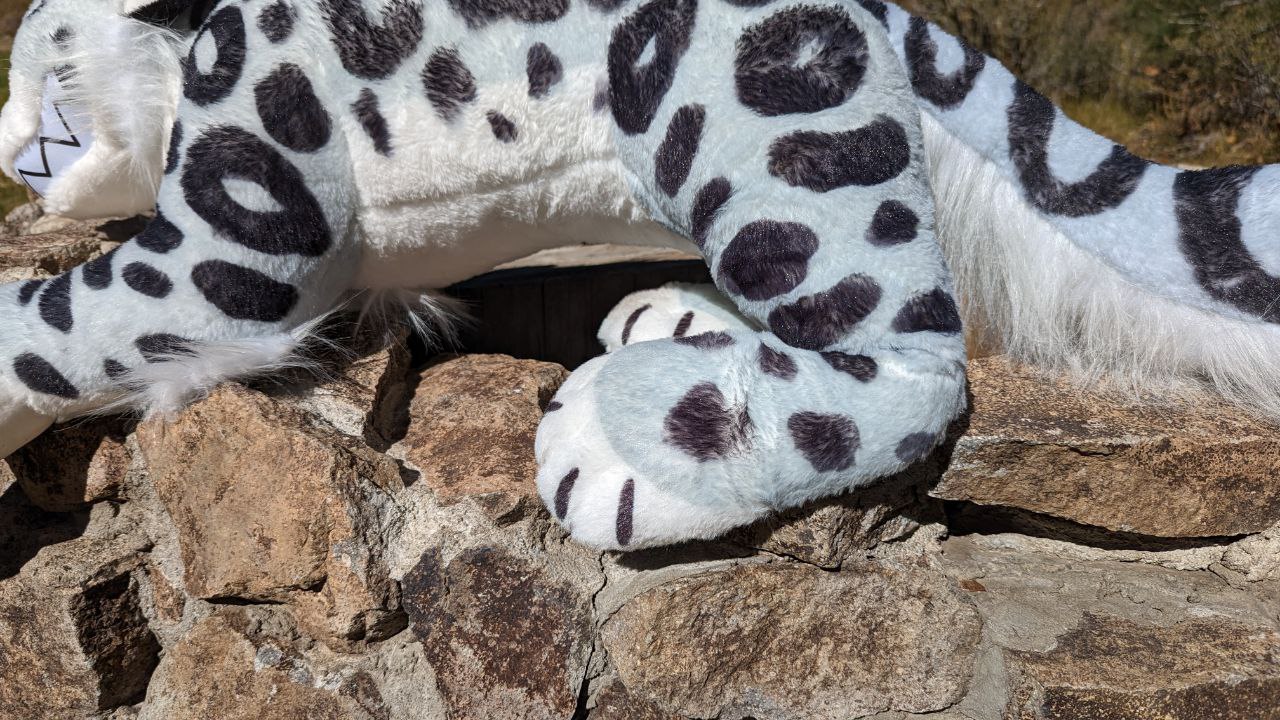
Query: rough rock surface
[[3, 203, 1280, 719]]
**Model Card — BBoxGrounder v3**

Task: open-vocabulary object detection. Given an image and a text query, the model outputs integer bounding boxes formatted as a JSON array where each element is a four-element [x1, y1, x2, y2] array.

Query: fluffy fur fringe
[[923, 113, 1280, 419], [94, 289, 467, 419]]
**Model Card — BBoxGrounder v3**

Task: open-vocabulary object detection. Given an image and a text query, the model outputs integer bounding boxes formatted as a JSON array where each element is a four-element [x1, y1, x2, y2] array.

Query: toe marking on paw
[[621, 303, 651, 345], [554, 467, 578, 520], [545, 400, 563, 413], [616, 478, 635, 546], [672, 311, 695, 338]]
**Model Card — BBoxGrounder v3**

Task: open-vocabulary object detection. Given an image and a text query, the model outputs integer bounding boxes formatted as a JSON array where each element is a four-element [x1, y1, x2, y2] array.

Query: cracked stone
[[934, 356, 1280, 537], [1, 415, 133, 511]]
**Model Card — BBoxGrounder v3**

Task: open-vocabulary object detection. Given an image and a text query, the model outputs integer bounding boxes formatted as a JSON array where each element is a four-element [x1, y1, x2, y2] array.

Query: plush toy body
[[1, 0, 1278, 550]]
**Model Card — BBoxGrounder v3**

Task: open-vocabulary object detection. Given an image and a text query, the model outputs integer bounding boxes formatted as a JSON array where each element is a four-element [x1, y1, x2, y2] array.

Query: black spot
[[616, 478, 635, 545], [769, 116, 911, 192], [757, 343, 797, 380], [103, 359, 129, 380], [904, 17, 986, 110], [592, 79, 610, 113], [38, 273, 72, 333], [735, 5, 868, 117], [788, 411, 858, 472], [621, 303, 651, 345], [486, 111, 518, 143], [717, 220, 819, 301], [674, 331, 735, 349], [855, 0, 888, 26], [122, 262, 173, 298], [607, 0, 697, 135], [892, 287, 962, 334], [447, 0, 568, 27], [664, 382, 751, 462], [13, 353, 78, 399], [183, 6, 247, 106], [322, 0, 423, 80], [136, 212, 184, 254], [722, 0, 774, 5], [545, 400, 563, 412], [821, 351, 877, 382], [164, 121, 182, 175], [51, 26, 72, 47], [527, 42, 563, 99], [352, 88, 393, 156], [82, 248, 116, 290], [258, 0, 295, 42], [654, 104, 705, 198], [554, 468, 578, 520], [1008, 82, 1148, 217], [672, 311, 694, 337], [867, 200, 919, 246], [181, 126, 331, 256], [586, 0, 629, 9], [423, 48, 477, 121], [192, 260, 298, 322], [690, 177, 732, 249], [136, 334, 195, 362], [895, 432, 938, 464], [255, 64, 332, 153], [17, 279, 44, 306], [768, 274, 882, 350], [1174, 166, 1280, 323]]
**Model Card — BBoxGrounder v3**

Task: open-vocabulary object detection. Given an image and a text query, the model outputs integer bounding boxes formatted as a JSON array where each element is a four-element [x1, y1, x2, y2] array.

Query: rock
[[592, 678, 681, 720], [933, 357, 1280, 537], [138, 609, 391, 720], [0, 227, 102, 282], [1, 415, 133, 511], [600, 560, 982, 719], [0, 495, 158, 719], [401, 545, 595, 719], [393, 354, 568, 524], [1005, 614, 1280, 720], [137, 384, 405, 644]]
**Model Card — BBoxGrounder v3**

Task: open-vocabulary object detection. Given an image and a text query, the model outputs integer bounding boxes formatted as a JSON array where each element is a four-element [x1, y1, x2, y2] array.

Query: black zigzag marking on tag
[[15, 100, 81, 197]]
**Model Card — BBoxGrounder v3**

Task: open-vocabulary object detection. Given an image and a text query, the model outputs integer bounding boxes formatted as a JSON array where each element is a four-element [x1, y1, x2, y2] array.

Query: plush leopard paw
[[598, 283, 756, 352]]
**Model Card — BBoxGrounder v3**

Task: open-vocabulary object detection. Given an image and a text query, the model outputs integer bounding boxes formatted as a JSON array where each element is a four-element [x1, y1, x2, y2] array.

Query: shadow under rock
[[0, 481, 90, 581]]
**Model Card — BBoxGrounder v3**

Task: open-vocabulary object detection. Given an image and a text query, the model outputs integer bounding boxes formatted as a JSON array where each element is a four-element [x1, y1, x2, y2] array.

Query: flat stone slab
[[934, 357, 1280, 537]]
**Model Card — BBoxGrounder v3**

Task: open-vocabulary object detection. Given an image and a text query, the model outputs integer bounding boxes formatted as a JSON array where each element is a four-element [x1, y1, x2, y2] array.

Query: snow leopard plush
[[1, 0, 1277, 550]]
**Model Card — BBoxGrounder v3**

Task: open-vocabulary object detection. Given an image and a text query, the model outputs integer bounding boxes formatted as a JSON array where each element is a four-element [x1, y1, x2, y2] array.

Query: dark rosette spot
[[255, 64, 333, 153], [181, 126, 331, 256], [447, 0, 568, 27], [322, 0, 423, 80], [904, 17, 986, 109], [423, 48, 477, 121], [258, 0, 295, 43], [788, 411, 858, 472], [352, 88, 393, 156], [192, 260, 298, 322], [654, 104, 705, 198], [1008, 82, 1148, 217], [38, 273, 72, 333], [122, 262, 173, 298], [717, 219, 819, 301], [820, 351, 877, 381], [527, 42, 563, 98], [13, 353, 78, 399], [856, 0, 888, 26], [607, 0, 697, 135], [892, 287, 962, 334], [674, 331, 736, 349], [486, 111, 518, 143], [17, 279, 44, 305], [136, 334, 195, 362], [103, 358, 129, 379], [768, 274, 883, 350], [690, 177, 732, 249], [769, 116, 911, 192], [164, 121, 182, 175], [735, 5, 868, 117], [663, 382, 751, 462], [867, 200, 919, 246], [895, 432, 938, 464], [82, 248, 117, 290], [757, 343, 797, 380], [183, 6, 247, 106], [136, 212, 184, 254]]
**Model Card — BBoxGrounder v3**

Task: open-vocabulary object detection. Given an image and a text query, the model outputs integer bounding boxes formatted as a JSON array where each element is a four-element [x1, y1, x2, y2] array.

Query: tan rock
[[601, 560, 982, 719], [934, 356, 1280, 537], [592, 678, 681, 720], [395, 354, 568, 524], [1005, 614, 1280, 720], [138, 609, 387, 720], [0, 493, 158, 719], [0, 227, 102, 282], [401, 546, 594, 719], [1, 415, 132, 511], [137, 384, 405, 643]]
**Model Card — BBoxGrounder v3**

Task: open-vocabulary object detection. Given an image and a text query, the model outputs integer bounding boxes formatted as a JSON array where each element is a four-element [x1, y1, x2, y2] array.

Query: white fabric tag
[[14, 74, 94, 198]]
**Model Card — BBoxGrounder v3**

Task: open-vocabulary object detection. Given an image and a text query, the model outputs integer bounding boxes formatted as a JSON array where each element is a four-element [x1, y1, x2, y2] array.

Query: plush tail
[[873, 1, 1280, 417]]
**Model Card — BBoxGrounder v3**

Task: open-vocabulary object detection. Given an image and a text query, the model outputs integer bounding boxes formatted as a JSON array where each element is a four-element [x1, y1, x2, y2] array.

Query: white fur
[[922, 112, 1280, 416]]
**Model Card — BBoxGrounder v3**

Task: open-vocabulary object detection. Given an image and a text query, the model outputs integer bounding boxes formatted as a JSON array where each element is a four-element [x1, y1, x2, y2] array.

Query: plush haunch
[[1, 0, 1277, 550]]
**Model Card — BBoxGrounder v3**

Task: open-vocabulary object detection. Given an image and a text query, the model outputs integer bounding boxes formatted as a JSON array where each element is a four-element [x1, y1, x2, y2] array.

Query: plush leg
[[535, 5, 967, 549]]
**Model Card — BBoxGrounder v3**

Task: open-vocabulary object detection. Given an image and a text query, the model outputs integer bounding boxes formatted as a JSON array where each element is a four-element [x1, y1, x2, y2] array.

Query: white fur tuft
[[923, 112, 1280, 418]]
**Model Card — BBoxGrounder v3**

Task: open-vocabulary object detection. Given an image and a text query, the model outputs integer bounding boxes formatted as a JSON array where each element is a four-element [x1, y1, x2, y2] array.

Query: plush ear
[[125, 0, 216, 29]]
